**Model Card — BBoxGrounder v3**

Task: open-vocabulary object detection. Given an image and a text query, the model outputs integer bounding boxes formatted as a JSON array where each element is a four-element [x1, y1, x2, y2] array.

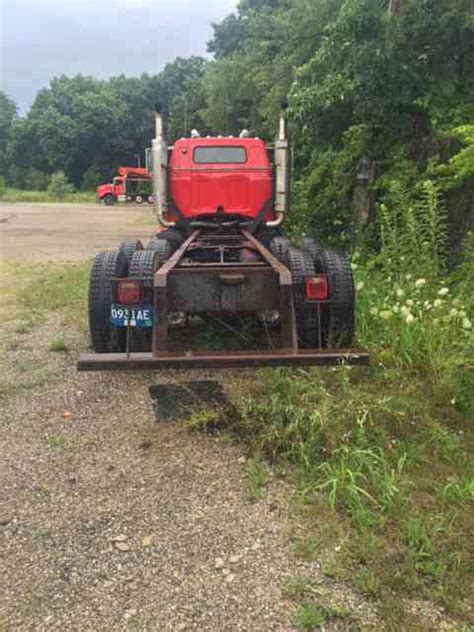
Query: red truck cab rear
[[167, 137, 275, 223]]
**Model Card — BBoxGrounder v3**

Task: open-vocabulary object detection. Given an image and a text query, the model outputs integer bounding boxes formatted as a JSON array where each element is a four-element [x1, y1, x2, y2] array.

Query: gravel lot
[[0, 202, 156, 261], [0, 203, 377, 630]]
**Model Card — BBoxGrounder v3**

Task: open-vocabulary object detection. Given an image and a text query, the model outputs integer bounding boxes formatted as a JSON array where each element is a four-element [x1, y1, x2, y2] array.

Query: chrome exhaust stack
[[267, 105, 289, 227], [152, 106, 175, 227]]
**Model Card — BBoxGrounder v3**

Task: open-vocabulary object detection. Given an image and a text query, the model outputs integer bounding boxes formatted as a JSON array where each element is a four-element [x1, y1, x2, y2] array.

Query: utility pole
[[388, 0, 402, 16]]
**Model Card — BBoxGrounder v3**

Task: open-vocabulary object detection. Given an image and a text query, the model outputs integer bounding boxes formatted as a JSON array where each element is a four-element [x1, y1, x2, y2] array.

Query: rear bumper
[[77, 349, 369, 371]]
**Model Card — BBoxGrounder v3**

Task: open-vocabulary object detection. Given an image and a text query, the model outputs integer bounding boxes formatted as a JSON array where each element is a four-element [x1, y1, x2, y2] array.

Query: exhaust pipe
[[153, 106, 175, 227], [266, 107, 289, 227]]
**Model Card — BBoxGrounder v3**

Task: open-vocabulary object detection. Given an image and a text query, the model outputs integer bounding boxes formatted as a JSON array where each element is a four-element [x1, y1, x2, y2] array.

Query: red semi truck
[[79, 107, 368, 371], [96, 167, 153, 206]]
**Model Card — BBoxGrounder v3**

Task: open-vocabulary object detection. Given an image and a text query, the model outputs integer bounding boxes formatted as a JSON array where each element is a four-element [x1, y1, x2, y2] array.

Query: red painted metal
[[168, 138, 274, 223]]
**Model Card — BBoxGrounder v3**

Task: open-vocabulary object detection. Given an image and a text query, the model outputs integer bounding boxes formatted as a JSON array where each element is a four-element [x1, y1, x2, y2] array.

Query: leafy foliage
[[47, 171, 75, 199]]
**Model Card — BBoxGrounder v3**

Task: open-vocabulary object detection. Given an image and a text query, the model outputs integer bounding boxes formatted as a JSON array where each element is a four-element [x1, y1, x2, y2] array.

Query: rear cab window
[[193, 146, 247, 164]]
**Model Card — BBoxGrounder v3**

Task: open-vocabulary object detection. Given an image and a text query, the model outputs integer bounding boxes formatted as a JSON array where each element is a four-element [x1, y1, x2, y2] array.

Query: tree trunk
[[388, 0, 402, 16]]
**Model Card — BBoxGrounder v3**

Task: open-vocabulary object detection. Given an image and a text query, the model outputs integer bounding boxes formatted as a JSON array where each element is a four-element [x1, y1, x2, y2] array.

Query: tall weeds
[[230, 179, 473, 617]]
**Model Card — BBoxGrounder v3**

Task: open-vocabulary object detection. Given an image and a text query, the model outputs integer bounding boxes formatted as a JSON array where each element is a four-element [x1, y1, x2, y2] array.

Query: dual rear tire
[[89, 250, 128, 352], [89, 239, 165, 353], [272, 235, 355, 348]]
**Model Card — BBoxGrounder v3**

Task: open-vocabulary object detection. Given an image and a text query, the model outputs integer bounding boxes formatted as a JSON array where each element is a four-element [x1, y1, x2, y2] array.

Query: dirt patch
[[0, 202, 157, 262]]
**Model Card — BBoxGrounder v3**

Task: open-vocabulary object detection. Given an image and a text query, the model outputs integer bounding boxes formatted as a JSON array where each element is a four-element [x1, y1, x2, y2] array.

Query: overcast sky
[[0, 0, 237, 113]]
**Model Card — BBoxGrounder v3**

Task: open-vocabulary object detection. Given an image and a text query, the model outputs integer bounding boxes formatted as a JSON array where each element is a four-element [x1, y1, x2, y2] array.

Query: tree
[[0, 92, 17, 176]]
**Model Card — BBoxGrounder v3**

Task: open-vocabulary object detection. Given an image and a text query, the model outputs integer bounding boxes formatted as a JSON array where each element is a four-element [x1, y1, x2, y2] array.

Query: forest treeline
[[0, 0, 472, 249]]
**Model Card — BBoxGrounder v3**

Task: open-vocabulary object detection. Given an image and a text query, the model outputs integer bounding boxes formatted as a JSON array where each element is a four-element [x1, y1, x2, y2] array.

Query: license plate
[[110, 304, 153, 328]]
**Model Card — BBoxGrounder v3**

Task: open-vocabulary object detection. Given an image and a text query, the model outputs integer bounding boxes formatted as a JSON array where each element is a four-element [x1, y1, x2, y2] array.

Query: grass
[[244, 458, 269, 501], [0, 260, 91, 331], [47, 434, 65, 449], [232, 363, 473, 619], [290, 602, 349, 630], [0, 188, 95, 203], [292, 537, 319, 561], [290, 603, 329, 630], [210, 229, 473, 627], [49, 336, 68, 352], [219, 201, 473, 626], [0, 260, 91, 397]]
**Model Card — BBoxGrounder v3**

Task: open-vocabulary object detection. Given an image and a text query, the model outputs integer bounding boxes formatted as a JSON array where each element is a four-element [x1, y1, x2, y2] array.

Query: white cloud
[[0, 0, 237, 111]]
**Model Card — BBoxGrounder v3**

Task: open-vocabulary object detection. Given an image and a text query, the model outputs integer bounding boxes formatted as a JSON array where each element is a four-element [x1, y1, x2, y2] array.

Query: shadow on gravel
[[149, 379, 236, 424]]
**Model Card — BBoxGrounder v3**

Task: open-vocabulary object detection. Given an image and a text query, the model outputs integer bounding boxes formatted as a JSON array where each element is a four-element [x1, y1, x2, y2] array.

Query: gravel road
[[0, 202, 156, 261], [0, 203, 377, 630]]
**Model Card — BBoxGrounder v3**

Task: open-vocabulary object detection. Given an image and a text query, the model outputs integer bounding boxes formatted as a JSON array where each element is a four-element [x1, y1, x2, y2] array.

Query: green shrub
[[81, 165, 104, 191], [47, 171, 75, 199]]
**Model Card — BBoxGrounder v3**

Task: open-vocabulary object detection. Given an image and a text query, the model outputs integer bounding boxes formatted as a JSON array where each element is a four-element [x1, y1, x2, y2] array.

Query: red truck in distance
[[96, 167, 153, 206]]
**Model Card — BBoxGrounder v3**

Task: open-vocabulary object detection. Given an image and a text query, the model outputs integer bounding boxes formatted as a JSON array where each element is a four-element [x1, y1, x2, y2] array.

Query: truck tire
[[147, 195, 154, 204], [286, 246, 319, 348], [145, 238, 173, 264], [301, 236, 325, 273], [119, 239, 143, 263], [135, 195, 143, 204], [321, 248, 355, 347], [103, 194, 115, 206], [89, 250, 128, 353], [146, 229, 184, 259], [128, 250, 161, 351], [269, 236, 291, 264], [156, 228, 185, 251]]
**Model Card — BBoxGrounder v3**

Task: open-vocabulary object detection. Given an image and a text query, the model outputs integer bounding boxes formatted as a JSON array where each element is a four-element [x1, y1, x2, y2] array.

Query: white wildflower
[[449, 308, 458, 318], [406, 274, 412, 281], [370, 307, 378, 316], [396, 288, 405, 298], [458, 310, 466, 318], [379, 310, 391, 320], [393, 304, 400, 314], [406, 299, 414, 307], [356, 281, 364, 291], [433, 299, 442, 308], [462, 317, 472, 330], [438, 287, 449, 296], [415, 278, 426, 288], [433, 318, 439, 325], [401, 305, 411, 317], [350, 262, 358, 271], [405, 313, 415, 324]]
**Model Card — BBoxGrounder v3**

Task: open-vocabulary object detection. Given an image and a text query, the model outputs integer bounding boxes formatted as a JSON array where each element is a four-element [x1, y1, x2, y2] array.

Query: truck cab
[[167, 137, 274, 223]]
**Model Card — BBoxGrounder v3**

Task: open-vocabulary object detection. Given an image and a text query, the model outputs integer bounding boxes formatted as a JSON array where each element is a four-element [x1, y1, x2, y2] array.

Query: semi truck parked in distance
[[96, 167, 153, 206]]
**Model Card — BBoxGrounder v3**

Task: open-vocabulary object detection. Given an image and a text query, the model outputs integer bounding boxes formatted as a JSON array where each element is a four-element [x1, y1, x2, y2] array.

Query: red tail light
[[305, 275, 328, 301], [116, 280, 142, 305]]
